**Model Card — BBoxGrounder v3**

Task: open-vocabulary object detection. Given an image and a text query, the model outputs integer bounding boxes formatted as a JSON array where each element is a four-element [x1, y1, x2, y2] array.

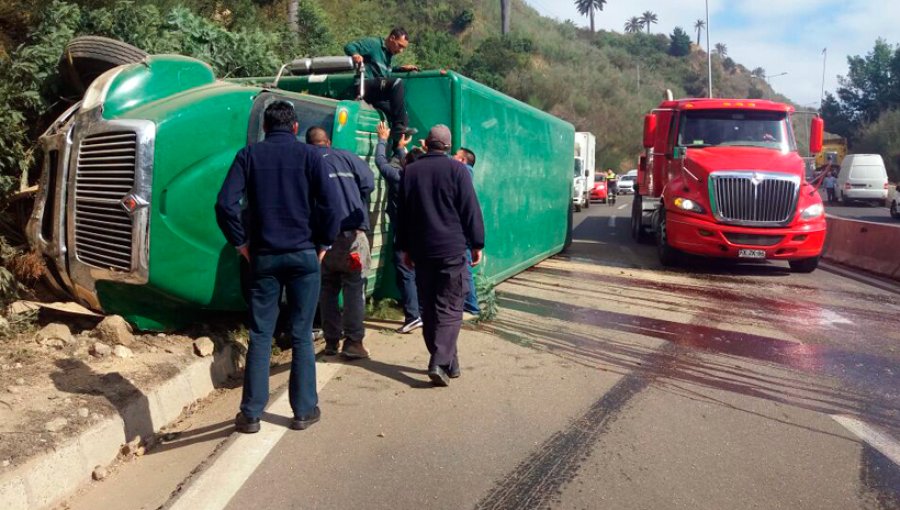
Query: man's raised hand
[[376, 121, 391, 141]]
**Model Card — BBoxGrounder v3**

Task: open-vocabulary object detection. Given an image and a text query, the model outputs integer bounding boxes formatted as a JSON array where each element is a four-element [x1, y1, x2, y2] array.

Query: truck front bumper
[[667, 212, 826, 261]]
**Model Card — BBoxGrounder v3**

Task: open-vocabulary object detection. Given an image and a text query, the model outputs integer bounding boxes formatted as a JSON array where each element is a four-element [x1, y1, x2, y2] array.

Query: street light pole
[[706, 0, 712, 98], [820, 47, 827, 110]]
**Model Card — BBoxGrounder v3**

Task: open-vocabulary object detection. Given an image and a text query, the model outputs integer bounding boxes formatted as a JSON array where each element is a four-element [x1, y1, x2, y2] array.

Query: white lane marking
[[818, 309, 853, 326], [608, 215, 616, 228], [617, 203, 628, 210], [832, 415, 900, 467], [168, 362, 342, 510]]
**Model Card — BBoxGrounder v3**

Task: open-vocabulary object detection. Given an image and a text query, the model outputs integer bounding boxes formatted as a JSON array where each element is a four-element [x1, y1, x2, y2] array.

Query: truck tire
[[563, 202, 574, 252], [631, 194, 649, 243], [583, 193, 590, 209], [890, 200, 900, 219], [656, 207, 680, 267], [58, 36, 148, 97], [574, 202, 582, 213], [789, 257, 819, 273]]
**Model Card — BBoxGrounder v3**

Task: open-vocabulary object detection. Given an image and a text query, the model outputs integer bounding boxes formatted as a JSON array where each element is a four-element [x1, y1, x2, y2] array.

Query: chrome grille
[[74, 131, 136, 271], [711, 173, 799, 226]]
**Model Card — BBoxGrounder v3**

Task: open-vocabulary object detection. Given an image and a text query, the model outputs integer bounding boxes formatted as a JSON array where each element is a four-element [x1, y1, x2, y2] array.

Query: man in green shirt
[[344, 28, 419, 143]]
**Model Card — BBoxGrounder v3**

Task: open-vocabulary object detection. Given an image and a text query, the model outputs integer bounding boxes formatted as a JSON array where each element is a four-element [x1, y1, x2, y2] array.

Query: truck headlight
[[674, 197, 705, 214], [81, 66, 126, 111], [800, 203, 824, 220]]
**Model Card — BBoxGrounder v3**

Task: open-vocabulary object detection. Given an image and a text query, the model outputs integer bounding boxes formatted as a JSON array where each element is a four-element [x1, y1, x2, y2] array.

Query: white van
[[838, 154, 889, 205]]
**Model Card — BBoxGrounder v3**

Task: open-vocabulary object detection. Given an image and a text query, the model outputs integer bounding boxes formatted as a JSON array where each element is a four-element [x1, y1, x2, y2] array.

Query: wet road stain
[[495, 292, 900, 429], [528, 266, 900, 327], [474, 345, 680, 510]]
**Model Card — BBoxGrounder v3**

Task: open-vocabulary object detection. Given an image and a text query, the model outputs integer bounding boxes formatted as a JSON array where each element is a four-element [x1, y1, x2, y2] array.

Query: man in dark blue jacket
[[396, 125, 485, 387], [216, 101, 340, 433], [306, 127, 375, 359]]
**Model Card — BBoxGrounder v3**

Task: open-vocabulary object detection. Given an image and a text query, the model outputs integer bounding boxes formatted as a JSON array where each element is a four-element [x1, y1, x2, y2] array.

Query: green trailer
[[27, 55, 574, 330]]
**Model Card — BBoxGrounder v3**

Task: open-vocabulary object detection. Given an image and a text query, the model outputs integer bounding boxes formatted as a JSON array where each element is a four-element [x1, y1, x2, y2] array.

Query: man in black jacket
[[396, 125, 485, 386], [216, 101, 340, 433], [306, 127, 375, 359]]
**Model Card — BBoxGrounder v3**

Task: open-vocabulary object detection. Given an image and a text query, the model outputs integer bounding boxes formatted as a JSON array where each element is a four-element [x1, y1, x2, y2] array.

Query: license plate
[[738, 249, 766, 259]]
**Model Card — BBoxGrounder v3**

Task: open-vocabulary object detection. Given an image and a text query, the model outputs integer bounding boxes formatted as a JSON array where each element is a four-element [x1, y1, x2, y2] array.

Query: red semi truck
[[632, 95, 827, 273]]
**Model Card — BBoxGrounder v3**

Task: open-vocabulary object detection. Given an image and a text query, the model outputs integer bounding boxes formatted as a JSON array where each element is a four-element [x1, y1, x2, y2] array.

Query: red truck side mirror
[[643, 114, 657, 149], [809, 117, 824, 154]]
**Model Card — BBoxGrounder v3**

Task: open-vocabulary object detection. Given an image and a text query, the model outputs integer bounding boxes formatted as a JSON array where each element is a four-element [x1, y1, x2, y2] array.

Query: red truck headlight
[[674, 197, 705, 214]]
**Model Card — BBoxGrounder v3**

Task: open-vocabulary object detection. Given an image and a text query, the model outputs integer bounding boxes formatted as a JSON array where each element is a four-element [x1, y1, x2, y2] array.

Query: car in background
[[618, 174, 636, 194], [590, 173, 609, 202], [838, 154, 889, 205]]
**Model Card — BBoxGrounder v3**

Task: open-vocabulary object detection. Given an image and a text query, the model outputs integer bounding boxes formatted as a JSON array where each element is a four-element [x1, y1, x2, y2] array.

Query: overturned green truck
[[27, 54, 575, 330]]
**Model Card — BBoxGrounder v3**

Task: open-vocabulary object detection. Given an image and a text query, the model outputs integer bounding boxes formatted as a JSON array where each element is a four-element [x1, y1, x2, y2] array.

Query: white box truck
[[573, 131, 596, 211]]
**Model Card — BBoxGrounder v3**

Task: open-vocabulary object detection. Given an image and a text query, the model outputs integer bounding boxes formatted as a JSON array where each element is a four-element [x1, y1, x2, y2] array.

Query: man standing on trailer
[[397, 125, 485, 387], [344, 28, 420, 144]]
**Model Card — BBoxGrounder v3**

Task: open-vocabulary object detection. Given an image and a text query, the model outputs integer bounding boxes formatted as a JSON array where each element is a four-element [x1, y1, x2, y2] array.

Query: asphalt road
[[66, 196, 900, 510], [819, 189, 899, 225]]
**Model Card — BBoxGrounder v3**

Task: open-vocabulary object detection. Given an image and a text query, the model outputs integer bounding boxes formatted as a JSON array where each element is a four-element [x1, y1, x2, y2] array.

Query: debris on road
[[35, 323, 74, 348], [90, 342, 112, 357], [44, 417, 68, 433], [95, 315, 135, 346], [193, 337, 215, 357]]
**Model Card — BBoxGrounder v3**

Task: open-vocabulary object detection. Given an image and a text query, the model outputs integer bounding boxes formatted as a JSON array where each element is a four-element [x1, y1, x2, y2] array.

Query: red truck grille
[[710, 172, 800, 227]]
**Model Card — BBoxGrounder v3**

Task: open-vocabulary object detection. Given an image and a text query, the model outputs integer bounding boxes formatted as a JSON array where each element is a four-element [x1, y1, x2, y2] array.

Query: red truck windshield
[[677, 110, 794, 152]]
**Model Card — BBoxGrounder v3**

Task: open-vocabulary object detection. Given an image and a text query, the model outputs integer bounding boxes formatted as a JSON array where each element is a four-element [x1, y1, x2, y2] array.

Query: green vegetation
[[821, 39, 900, 180]]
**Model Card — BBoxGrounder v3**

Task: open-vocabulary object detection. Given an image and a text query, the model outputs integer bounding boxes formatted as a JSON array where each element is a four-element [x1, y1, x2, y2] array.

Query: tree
[[294, 0, 335, 56], [640, 11, 657, 34], [669, 27, 691, 57], [714, 42, 727, 57], [500, 0, 510, 35], [575, 0, 607, 33], [751, 67, 766, 79], [624, 16, 642, 34], [694, 19, 705, 46], [288, 0, 298, 33]]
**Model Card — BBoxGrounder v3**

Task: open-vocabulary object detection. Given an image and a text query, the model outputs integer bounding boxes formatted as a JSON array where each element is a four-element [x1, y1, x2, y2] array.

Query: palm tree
[[500, 0, 511, 35], [640, 11, 658, 34], [575, 0, 607, 33], [714, 42, 727, 57], [624, 16, 642, 34], [694, 19, 705, 46]]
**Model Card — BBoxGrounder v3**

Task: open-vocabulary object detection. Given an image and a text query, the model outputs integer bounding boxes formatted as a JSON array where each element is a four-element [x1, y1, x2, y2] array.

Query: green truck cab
[[28, 55, 575, 330]]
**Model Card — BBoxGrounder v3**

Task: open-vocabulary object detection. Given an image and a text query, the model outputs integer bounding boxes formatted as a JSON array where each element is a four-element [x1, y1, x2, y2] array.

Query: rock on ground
[[95, 315, 135, 346], [45, 417, 68, 433], [90, 342, 112, 358], [35, 323, 74, 348], [92, 466, 108, 481], [193, 337, 215, 357], [77, 407, 90, 418], [113, 345, 134, 359]]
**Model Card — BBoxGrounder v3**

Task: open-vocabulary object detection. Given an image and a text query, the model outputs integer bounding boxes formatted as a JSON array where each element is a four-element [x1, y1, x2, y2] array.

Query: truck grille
[[711, 173, 799, 226], [73, 131, 137, 271]]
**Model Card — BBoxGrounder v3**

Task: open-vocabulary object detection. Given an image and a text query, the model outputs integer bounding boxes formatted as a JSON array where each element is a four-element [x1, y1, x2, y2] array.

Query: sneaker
[[234, 412, 260, 434], [397, 317, 423, 334], [341, 340, 370, 359], [290, 406, 321, 430], [323, 341, 340, 356]]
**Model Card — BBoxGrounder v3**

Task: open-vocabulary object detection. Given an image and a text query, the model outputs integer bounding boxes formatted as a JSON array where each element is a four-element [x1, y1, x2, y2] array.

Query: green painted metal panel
[[59, 57, 572, 330]]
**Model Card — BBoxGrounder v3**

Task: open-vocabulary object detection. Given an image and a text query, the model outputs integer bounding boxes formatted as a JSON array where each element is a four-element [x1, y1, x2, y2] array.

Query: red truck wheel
[[789, 257, 819, 273], [656, 208, 680, 267]]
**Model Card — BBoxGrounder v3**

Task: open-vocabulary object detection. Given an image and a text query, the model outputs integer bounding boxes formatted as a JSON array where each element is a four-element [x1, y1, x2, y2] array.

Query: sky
[[522, 0, 898, 108]]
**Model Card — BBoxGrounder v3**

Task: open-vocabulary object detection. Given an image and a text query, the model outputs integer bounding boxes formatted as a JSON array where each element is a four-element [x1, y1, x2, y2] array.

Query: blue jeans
[[241, 249, 320, 420], [394, 249, 421, 322], [464, 249, 480, 314]]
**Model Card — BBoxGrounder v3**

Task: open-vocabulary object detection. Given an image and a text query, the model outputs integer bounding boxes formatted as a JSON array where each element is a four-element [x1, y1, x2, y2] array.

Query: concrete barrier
[[822, 215, 900, 281]]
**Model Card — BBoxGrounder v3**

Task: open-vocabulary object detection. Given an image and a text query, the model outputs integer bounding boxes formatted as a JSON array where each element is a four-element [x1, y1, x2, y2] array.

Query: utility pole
[[705, 0, 712, 97], [820, 47, 827, 110], [501, 0, 511, 35], [637, 63, 640, 91], [288, 0, 298, 33]]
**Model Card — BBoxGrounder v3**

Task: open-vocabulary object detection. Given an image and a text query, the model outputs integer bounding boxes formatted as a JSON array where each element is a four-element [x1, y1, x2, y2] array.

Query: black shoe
[[449, 364, 461, 379], [234, 412, 260, 434], [428, 366, 450, 387], [323, 341, 339, 356], [291, 406, 321, 430]]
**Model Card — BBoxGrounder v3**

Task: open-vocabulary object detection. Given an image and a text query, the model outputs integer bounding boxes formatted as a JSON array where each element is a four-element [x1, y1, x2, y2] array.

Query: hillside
[[0, 0, 786, 191]]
